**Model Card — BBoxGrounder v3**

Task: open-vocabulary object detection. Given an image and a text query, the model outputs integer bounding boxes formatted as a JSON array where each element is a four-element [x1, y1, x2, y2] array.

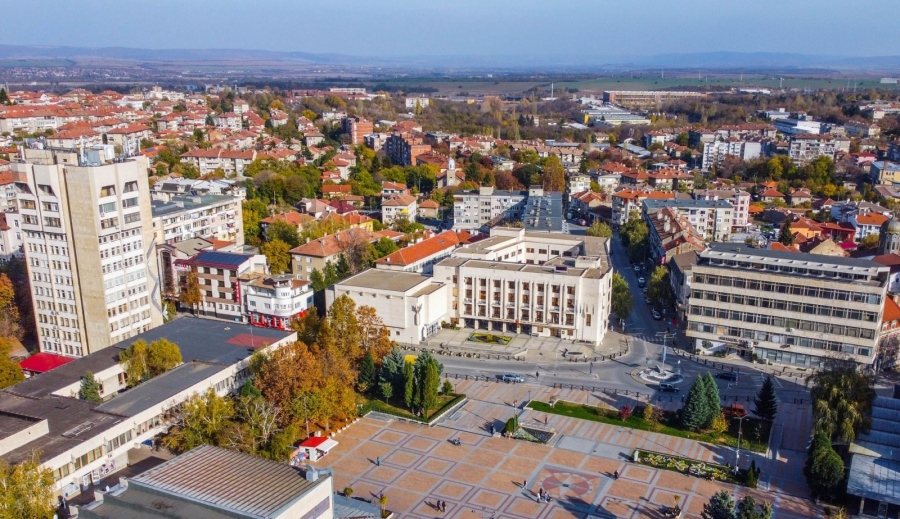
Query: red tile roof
[[375, 231, 462, 266], [856, 213, 889, 226], [260, 211, 314, 226]]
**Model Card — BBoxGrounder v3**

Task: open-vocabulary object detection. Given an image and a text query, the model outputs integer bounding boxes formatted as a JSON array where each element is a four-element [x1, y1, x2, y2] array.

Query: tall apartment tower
[[12, 147, 163, 357]]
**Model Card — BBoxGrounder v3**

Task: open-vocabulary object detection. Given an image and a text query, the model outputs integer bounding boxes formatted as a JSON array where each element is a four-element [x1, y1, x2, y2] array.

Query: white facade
[[328, 270, 448, 345], [701, 140, 762, 170], [0, 212, 23, 262], [243, 274, 314, 331], [433, 228, 613, 344], [642, 199, 733, 243], [693, 189, 751, 228], [453, 187, 528, 230], [151, 195, 244, 248], [13, 149, 163, 357], [686, 243, 887, 368]]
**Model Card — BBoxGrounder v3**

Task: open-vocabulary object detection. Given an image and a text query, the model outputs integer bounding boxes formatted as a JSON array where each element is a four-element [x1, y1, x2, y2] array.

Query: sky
[[3, 0, 899, 59]]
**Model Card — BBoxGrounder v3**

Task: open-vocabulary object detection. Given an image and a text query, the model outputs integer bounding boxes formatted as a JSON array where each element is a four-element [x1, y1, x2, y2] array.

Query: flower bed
[[512, 426, 555, 444], [633, 449, 746, 486], [468, 333, 512, 345]]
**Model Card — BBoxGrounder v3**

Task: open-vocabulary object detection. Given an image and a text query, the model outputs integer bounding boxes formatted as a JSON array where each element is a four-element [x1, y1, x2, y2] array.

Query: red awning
[[19, 352, 75, 374]]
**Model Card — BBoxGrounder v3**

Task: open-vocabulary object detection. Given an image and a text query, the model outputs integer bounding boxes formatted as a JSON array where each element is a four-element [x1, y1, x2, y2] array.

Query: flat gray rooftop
[[95, 362, 225, 418], [339, 269, 430, 292], [704, 242, 884, 270]]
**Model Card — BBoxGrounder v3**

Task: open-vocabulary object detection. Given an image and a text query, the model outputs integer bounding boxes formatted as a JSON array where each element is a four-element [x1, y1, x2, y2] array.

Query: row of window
[[40, 326, 81, 342], [25, 230, 66, 242], [100, 238, 143, 259], [693, 273, 881, 305], [689, 304, 877, 339], [100, 254, 145, 274], [35, 299, 75, 313], [41, 341, 82, 357], [461, 305, 584, 326], [691, 289, 878, 322], [463, 278, 576, 294], [99, 228, 142, 243], [38, 313, 77, 328], [27, 243, 69, 256], [34, 286, 74, 299], [700, 260, 876, 282], [110, 311, 152, 332], [104, 282, 148, 304], [689, 321, 872, 358]]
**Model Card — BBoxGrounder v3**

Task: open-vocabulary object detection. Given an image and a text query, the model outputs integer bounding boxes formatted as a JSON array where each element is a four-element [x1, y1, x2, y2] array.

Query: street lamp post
[[733, 413, 748, 474], [655, 331, 676, 372]]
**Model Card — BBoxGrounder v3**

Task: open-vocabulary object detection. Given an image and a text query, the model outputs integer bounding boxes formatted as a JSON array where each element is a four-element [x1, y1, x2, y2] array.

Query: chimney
[[663, 220, 670, 233]]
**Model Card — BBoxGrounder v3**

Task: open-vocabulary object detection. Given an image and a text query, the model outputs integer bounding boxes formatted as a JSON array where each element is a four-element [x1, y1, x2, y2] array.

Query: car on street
[[642, 286, 649, 293], [652, 310, 662, 320], [633, 265, 641, 272], [645, 296, 652, 304], [637, 277, 645, 286], [659, 382, 679, 393], [502, 373, 525, 383], [715, 372, 738, 382]]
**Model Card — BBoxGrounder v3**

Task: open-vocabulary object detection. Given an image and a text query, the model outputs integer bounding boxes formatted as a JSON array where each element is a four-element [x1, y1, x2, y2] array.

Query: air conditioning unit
[[786, 327, 795, 333]]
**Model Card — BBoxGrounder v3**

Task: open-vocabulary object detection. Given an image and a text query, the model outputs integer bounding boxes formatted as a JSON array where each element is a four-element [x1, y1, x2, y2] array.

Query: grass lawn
[[363, 394, 462, 422], [528, 401, 768, 453]]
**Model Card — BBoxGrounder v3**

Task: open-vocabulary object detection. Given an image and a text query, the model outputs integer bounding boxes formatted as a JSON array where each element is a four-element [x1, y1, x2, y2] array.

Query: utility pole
[[733, 413, 748, 473]]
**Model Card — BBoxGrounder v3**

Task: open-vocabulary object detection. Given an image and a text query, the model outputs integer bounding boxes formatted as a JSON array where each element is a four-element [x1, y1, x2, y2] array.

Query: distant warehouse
[[603, 90, 707, 107]]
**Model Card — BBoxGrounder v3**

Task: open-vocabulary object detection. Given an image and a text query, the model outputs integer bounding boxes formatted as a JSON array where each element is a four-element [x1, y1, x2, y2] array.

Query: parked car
[[645, 296, 652, 305], [652, 310, 662, 320], [715, 372, 738, 382], [637, 277, 646, 286], [502, 373, 525, 383], [633, 265, 641, 272], [659, 382, 680, 393], [642, 286, 649, 294]]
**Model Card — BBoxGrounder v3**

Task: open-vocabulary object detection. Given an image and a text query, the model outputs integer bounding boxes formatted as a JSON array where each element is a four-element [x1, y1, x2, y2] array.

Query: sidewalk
[[417, 327, 627, 361]]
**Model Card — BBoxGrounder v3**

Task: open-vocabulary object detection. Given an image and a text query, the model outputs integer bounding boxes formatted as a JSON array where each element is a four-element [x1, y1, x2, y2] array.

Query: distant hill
[[0, 44, 898, 72]]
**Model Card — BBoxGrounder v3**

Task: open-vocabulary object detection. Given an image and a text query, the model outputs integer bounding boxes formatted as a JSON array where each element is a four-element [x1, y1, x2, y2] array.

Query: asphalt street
[[438, 231, 813, 407]]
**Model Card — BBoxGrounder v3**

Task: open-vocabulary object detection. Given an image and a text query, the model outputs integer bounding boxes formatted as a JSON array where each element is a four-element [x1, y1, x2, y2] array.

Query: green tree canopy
[[803, 431, 845, 500], [611, 273, 634, 322], [778, 219, 794, 246], [807, 357, 875, 443], [701, 490, 735, 519], [585, 221, 612, 238], [753, 375, 778, 422], [79, 371, 103, 403], [162, 388, 236, 453], [682, 375, 712, 431], [266, 219, 301, 248]]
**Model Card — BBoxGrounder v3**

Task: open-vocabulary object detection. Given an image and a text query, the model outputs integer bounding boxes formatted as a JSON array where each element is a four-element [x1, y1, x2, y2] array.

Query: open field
[[370, 75, 897, 96]]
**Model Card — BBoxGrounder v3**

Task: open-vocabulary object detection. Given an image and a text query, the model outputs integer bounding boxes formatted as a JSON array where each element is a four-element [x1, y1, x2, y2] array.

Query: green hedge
[[360, 393, 466, 425]]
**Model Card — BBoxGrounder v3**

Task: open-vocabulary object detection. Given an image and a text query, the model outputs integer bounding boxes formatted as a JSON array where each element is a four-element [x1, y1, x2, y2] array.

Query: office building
[[12, 147, 163, 357], [174, 251, 268, 322], [434, 227, 613, 344], [686, 243, 888, 368], [693, 188, 751, 228]]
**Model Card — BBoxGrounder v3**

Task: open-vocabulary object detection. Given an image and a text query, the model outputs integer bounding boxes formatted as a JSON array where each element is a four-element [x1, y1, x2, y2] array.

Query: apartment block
[[701, 139, 762, 170], [12, 148, 163, 357], [610, 189, 674, 226], [452, 186, 528, 230], [692, 188, 751, 228], [686, 243, 888, 368], [788, 134, 850, 164], [341, 116, 374, 145], [642, 198, 733, 243], [151, 195, 243, 248], [174, 251, 267, 321], [384, 132, 431, 166]]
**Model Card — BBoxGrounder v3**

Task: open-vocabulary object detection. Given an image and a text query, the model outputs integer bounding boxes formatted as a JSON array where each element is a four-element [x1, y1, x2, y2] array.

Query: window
[[122, 197, 138, 208], [99, 202, 116, 214], [100, 185, 116, 197], [41, 202, 58, 211], [43, 217, 61, 228], [124, 181, 138, 193], [124, 213, 141, 224]]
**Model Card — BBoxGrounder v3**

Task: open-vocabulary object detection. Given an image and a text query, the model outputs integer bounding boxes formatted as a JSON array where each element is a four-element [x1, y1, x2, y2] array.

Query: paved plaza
[[321, 379, 819, 519]]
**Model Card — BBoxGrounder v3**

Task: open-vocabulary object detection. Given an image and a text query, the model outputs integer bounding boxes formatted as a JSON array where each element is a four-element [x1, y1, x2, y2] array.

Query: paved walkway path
[[323, 379, 819, 519]]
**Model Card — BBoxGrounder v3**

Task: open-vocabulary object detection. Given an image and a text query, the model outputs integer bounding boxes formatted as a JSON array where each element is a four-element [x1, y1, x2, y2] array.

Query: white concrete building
[[151, 195, 243, 248], [0, 212, 23, 262], [693, 188, 752, 228], [12, 148, 163, 357], [701, 140, 762, 171], [686, 243, 888, 368], [788, 134, 850, 164], [453, 186, 528, 230], [242, 273, 314, 332], [0, 319, 295, 498], [433, 228, 613, 344], [328, 269, 449, 345], [381, 193, 418, 226]]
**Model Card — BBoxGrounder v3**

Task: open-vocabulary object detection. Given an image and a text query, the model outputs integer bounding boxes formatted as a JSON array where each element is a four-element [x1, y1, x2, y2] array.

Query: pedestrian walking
[[613, 469, 619, 479], [441, 501, 446, 512], [523, 479, 527, 489], [376, 457, 381, 466]]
